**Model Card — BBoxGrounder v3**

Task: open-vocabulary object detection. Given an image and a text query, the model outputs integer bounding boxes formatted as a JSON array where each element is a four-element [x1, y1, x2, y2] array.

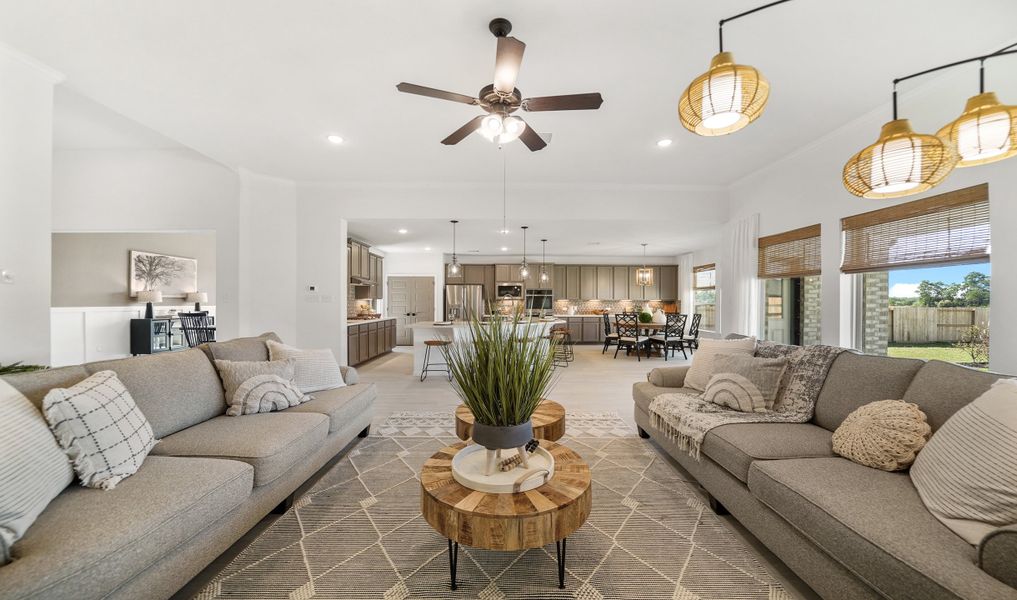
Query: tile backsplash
[[554, 299, 667, 314]]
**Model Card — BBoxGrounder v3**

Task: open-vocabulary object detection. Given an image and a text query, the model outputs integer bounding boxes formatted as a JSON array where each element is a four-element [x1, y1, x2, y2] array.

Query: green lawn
[[887, 343, 976, 364]]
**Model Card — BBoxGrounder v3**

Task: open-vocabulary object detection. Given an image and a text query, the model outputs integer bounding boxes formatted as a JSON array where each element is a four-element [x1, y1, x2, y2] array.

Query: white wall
[[237, 169, 297, 342], [53, 148, 242, 341], [0, 46, 61, 365], [724, 68, 1017, 372], [295, 196, 347, 363], [384, 252, 444, 321]]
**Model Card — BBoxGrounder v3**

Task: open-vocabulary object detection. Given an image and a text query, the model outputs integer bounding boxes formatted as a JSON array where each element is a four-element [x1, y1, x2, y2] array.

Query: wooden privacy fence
[[889, 306, 990, 343]]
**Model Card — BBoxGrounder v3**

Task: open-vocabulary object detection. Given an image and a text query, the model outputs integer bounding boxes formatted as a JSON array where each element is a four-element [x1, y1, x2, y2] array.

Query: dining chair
[[681, 313, 702, 354], [649, 313, 688, 360], [178, 312, 216, 348], [613, 312, 650, 361], [601, 313, 620, 354]]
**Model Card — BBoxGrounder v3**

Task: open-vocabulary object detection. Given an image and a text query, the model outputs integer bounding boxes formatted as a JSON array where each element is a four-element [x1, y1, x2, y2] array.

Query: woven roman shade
[[841, 184, 989, 273], [758, 224, 821, 278]]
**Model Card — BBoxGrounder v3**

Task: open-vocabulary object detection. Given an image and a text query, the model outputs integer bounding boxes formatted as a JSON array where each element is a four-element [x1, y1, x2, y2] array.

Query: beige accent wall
[[51, 231, 216, 307]]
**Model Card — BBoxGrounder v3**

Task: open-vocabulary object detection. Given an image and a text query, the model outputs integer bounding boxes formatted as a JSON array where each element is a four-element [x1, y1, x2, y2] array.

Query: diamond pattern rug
[[194, 412, 790, 599]]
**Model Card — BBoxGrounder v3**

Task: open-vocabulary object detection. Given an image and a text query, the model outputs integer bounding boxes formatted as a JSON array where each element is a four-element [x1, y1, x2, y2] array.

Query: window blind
[[757, 224, 821, 278], [840, 184, 989, 274]]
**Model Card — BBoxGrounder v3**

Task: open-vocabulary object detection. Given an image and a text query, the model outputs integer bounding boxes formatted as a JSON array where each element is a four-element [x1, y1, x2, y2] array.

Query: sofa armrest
[[647, 366, 691, 388], [980, 524, 1017, 588], [341, 365, 360, 385]]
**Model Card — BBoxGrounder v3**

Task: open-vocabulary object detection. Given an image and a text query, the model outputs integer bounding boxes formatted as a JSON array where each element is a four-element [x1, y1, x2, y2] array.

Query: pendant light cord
[[502, 153, 508, 233], [717, 0, 794, 52], [890, 44, 1017, 117]]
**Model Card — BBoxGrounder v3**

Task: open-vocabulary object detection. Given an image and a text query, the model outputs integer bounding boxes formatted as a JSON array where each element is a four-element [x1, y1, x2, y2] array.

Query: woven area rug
[[195, 412, 790, 600]]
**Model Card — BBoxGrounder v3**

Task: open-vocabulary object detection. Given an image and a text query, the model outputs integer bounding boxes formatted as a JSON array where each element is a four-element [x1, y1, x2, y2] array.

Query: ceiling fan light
[[499, 116, 526, 143], [937, 92, 1017, 167], [842, 119, 958, 199], [679, 52, 769, 137]]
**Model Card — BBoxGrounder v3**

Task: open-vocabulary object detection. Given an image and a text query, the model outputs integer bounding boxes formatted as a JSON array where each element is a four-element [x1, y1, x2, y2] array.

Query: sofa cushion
[[1, 365, 89, 410], [813, 352, 924, 431], [2, 456, 252, 600], [903, 360, 1009, 431], [980, 524, 1017, 589], [702, 423, 834, 483], [632, 381, 700, 415], [748, 457, 1017, 600], [286, 383, 376, 432], [85, 349, 226, 439], [202, 332, 283, 363], [149, 412, 328, 486]]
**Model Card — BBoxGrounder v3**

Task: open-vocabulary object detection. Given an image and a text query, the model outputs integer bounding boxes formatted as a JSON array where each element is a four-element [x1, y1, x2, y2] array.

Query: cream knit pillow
[[832, 400, 931, 471], [684, 337, 757, 392], [267, 340, 345, 393]]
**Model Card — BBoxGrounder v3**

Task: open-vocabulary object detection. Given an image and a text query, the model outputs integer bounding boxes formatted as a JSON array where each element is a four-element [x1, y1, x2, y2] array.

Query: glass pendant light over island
[[518, 226, 530, 279], [678, 0, 792, 136], [539, 239, 549, 284], [448, 219, 461, 275]]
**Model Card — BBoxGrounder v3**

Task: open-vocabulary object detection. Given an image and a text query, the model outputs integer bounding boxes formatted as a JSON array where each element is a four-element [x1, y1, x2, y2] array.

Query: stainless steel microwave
[[496, 283, 523, 299]]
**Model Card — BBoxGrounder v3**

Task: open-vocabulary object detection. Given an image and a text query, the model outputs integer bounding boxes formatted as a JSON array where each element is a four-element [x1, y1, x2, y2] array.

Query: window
[[693, 264, 716, 330], [758, 225, 822, 345], [842, 184, 990, 365]]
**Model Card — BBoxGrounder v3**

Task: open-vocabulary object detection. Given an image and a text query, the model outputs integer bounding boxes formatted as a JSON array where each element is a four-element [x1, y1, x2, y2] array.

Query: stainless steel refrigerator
[[445, 284, 485, 321]]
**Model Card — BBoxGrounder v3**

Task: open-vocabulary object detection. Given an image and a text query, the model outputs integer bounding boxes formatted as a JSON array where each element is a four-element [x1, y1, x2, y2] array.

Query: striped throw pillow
[[214, 359, 310, 416], [911, 378, 1017, 544], [703, 354, 788, 413], [0, 380, 74, 564], [267, 340, 345, 393], [42, 371, 156, 490]]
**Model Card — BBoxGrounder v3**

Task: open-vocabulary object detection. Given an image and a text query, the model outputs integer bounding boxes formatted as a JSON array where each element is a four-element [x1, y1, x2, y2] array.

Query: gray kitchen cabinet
[[496, 264, 518, 282], [580, 266, 597, 300], [463, 264, 486, 286], [360, 247, 370, 281], [566, 317, 583, 342], [596, 266, 613, 300], [348, 329, 360, 365], [582, 320, 600, 343], [659, 265, 678, 300], [347, 319, 397, 366], [565, 266, 581, 299], [349, 242, 362, 278], [612, 266, 630, 300], [484, 265, 496, 302], [552, 265, 567, 299]]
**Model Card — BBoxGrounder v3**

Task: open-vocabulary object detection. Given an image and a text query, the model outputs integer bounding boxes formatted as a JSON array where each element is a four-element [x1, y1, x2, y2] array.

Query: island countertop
[[345, 317, 396, 328]]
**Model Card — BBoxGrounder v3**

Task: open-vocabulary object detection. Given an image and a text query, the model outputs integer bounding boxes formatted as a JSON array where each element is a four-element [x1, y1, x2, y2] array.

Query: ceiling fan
[[396, 18, 604, 151]]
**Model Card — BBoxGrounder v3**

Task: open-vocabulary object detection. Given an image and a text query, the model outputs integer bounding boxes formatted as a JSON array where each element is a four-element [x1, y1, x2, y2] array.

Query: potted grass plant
[[442, 314, 558, 453]]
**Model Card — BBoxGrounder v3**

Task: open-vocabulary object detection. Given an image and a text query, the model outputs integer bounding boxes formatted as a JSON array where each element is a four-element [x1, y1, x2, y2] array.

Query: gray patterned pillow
[[703, 354, 788, 413], [43, 370, 157, 490], [214, 359, 311, 416]]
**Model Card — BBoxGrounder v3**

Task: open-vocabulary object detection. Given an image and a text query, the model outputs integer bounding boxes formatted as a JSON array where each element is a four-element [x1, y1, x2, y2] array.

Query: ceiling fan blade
[[518, 123, 547, 152], [396, 82, 478, 105], [493, 36, 525, 94], [522, 93, 604, 112], [441, 115, 487, 145]]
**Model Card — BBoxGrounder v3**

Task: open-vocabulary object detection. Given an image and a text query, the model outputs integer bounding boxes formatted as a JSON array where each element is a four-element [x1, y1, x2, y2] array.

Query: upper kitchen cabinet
[[494, 264, 515, 282], [658, 265, 678, 300], [552, 265, 567, 299], [596, 266, 613, 300], [463, 264, 486, 286], [579, 266, 597, 300], [565, 266, 581, 299], [612, 266, 629, 300], [348, 239, 372, 280], [349, 241, 362, 278]]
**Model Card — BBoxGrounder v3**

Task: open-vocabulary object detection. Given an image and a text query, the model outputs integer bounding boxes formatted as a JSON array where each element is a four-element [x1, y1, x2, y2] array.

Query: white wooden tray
[[451, 443, 555, 494]]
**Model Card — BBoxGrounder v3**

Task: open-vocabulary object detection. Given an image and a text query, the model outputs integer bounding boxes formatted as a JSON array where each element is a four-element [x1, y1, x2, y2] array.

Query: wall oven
[[496, 283, 523, 299]]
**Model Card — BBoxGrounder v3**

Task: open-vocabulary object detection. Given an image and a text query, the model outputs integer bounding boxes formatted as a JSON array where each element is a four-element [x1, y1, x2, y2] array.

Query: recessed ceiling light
[[501, 247, 509, 252], [397, 228, 408, 234], [424, 246, 431, 251], [656, 139, 673, 148], [327, 135, 344, 144]]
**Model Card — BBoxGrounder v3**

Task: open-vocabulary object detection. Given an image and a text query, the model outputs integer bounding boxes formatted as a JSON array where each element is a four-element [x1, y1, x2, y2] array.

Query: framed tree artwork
[[129, 250, 198, 298]]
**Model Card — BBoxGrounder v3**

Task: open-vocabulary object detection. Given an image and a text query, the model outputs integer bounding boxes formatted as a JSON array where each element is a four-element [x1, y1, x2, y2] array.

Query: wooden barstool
[[420, 339, 453, 382]]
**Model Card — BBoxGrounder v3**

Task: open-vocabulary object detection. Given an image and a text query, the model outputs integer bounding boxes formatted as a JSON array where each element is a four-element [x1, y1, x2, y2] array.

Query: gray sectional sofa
[[633, 348, 1017, 600], [0, 333, 375, 600]]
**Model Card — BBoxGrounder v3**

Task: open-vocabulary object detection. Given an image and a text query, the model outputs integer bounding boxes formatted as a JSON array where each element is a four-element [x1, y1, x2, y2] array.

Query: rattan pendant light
[[678, 0, 792, 136], [842, 117, 957, 199], [937, 56, 1017, 167]]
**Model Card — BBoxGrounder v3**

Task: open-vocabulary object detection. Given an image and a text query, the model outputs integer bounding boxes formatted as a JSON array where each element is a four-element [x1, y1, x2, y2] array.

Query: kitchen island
[[407, 319, 565, 377]]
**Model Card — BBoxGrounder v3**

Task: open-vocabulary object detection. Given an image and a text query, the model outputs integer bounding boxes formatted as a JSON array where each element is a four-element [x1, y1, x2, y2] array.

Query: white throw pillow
[[911, 379, 1017, 544], [267, 340, 345, 393], [0, 380, 74, 564], [684, 337, 757, 392], [43, 371, 156, 490], [214, 358, 310, 416]]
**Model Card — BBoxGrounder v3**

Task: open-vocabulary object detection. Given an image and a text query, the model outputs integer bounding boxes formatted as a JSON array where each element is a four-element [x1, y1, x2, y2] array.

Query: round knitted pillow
[[832, 400, 932, 471]]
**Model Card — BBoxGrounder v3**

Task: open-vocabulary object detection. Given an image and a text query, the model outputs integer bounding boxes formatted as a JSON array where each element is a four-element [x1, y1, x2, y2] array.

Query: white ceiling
[[7, 0, 1016, 187], [53, 87, 182, 150]]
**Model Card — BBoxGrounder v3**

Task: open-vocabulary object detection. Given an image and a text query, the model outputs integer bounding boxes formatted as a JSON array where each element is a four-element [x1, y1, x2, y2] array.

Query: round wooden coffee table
[[455, 400, 566, 442], [420, 440, 592, 590]]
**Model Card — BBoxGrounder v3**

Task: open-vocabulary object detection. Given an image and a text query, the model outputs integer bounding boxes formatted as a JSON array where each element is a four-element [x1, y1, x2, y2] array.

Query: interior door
[[388, 276, 435, 345]]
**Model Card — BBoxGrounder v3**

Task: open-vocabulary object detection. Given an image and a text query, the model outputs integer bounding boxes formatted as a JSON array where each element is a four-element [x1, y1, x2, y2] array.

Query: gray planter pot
[[471, 420, 533, 450]]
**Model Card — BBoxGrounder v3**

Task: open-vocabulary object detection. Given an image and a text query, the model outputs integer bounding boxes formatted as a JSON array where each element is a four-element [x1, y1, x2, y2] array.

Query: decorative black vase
[[471, 420, 533, 450]]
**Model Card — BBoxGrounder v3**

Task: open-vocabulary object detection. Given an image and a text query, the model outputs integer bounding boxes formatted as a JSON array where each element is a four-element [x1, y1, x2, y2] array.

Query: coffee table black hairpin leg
[[555, 537, 567, 589], [448, 539, 459, 590]]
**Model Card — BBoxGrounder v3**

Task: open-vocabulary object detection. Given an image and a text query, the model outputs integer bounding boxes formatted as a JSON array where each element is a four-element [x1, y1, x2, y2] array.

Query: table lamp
[[137, 290, 163, 319], [186, 291, 208, 311]]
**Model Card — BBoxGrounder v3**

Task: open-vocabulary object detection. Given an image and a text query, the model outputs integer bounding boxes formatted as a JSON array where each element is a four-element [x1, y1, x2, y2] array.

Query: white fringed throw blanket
[[649, 342, 845, 459]]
